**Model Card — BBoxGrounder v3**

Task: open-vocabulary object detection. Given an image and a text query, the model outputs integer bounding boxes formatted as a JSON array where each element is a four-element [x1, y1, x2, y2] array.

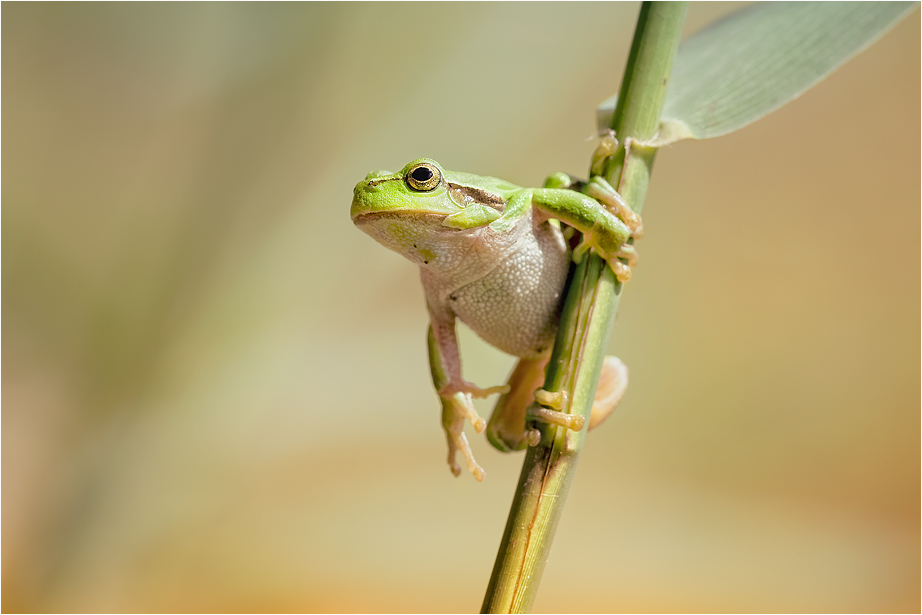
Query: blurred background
[[3, 3, 918, 612]]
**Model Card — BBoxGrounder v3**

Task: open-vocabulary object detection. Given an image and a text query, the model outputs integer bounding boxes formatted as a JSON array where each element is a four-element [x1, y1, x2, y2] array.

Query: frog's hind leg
[[486, 356, 550, 452], [428, 325, 492, 481], [589, 356, 629, 430], [488, 355, 628, 452], [527, 355, 628, 434]]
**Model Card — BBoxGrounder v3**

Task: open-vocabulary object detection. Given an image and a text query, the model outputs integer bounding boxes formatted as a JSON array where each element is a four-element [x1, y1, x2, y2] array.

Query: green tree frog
[[351, 159, 642, 480]]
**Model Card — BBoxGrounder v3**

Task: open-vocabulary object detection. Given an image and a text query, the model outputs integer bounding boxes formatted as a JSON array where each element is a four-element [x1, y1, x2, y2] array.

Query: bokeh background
[[3, 3, 919, 612]]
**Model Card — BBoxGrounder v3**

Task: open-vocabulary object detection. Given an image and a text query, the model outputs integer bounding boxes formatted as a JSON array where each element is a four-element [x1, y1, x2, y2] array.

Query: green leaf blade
[[598, 2, 917, 144]]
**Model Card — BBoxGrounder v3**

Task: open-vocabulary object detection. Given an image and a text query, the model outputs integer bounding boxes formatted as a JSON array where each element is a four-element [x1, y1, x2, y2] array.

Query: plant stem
[[480, 4, 686, 613]]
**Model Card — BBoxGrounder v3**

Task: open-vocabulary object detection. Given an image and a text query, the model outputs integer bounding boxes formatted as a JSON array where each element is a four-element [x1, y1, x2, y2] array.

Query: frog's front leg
[[584, 176, 644, 238], [543, 173, 643, 238], [529, 184, 641, 283], [427, 320, 507, 481]]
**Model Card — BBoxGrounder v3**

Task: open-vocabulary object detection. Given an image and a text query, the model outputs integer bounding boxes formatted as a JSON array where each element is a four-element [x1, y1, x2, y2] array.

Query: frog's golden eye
[[405, 162, 441, 192]]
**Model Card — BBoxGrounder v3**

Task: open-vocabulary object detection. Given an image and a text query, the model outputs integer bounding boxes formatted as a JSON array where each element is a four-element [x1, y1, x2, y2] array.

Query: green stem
[[481, 4, 686, 613]]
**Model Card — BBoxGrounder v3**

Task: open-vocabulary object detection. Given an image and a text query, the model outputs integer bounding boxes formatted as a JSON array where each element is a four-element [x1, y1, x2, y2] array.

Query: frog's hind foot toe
[[441, 395, 487, 481], [528, 389, 585, 432]]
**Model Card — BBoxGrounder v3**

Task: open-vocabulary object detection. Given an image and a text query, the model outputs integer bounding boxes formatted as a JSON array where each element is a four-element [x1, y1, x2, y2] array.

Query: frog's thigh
[[487, 355, 549, 452], [590, 356, 629, 430]]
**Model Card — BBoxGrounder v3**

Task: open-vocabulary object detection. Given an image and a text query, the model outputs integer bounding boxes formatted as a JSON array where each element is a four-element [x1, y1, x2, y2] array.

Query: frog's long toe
[[585, 176, 644, 234], [615, 243, 638, 267], [446, 439, 462, 477], [528, 390, 585, 432], [441, 396, 486, 481], [608, 259, 631, 283], [464, 382, 510, 399], [440, 380, 510, 402], [444, 426, 485, 481]]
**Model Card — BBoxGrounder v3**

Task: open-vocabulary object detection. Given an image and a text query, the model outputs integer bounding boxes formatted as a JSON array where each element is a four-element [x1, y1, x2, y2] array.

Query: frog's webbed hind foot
[[523, 388, 585, 445], [522, 356, 629, 444], [440, 392, 486, 481]]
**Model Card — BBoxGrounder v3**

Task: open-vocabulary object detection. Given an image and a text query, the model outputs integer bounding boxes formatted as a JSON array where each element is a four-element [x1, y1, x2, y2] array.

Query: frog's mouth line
[[352, 210, 455, 225]]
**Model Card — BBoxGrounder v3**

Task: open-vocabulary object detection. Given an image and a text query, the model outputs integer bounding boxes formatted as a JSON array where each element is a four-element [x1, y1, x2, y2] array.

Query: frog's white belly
[[448, 224, 569, 359]]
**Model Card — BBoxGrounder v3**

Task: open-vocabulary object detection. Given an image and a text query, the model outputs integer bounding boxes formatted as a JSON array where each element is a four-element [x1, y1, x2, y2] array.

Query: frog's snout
[[355, 170, 394, 196]]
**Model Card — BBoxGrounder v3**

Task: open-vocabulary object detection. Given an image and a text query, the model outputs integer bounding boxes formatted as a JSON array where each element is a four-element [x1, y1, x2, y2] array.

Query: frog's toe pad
[[447, 455, 462, 477], [528, 402, 585, 431], [445, 427, 485, 481], [608, 258, 631, 283]]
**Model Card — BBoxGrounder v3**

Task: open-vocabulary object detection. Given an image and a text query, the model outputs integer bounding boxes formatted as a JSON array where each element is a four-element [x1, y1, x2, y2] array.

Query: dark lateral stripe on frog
[[447, 184, 506, 212]]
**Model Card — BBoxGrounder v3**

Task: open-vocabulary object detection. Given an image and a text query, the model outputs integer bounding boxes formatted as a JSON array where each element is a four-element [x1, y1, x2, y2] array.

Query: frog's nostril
[[364, 170, 392, 180]]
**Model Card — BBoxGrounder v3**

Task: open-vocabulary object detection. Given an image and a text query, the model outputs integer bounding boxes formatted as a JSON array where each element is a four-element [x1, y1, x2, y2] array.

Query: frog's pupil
[[412, 167, 433, 182]]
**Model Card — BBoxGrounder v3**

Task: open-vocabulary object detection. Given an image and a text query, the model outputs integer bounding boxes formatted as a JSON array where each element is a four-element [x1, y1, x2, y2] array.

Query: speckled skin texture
[[422, 208, 568, 359], [357, 205, 570, 360], [352, 160, 635, 478]]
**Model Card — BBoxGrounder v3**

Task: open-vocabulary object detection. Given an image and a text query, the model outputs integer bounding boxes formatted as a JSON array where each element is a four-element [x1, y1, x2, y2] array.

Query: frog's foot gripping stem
[[523, 356, 629, 444], [523, 388, 585, 446], [584, 176, 644, 239], [610, 243, 638, 282], [542, 170, 642, 239], [438, 381, 509, 481], [547, 169, 642, 284], [572, 234, 637, 283]]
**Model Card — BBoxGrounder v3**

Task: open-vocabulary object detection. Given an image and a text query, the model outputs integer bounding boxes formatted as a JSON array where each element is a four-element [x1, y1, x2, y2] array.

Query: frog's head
[[351, 159, 462, 223], [351, 159, 520, 266]]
